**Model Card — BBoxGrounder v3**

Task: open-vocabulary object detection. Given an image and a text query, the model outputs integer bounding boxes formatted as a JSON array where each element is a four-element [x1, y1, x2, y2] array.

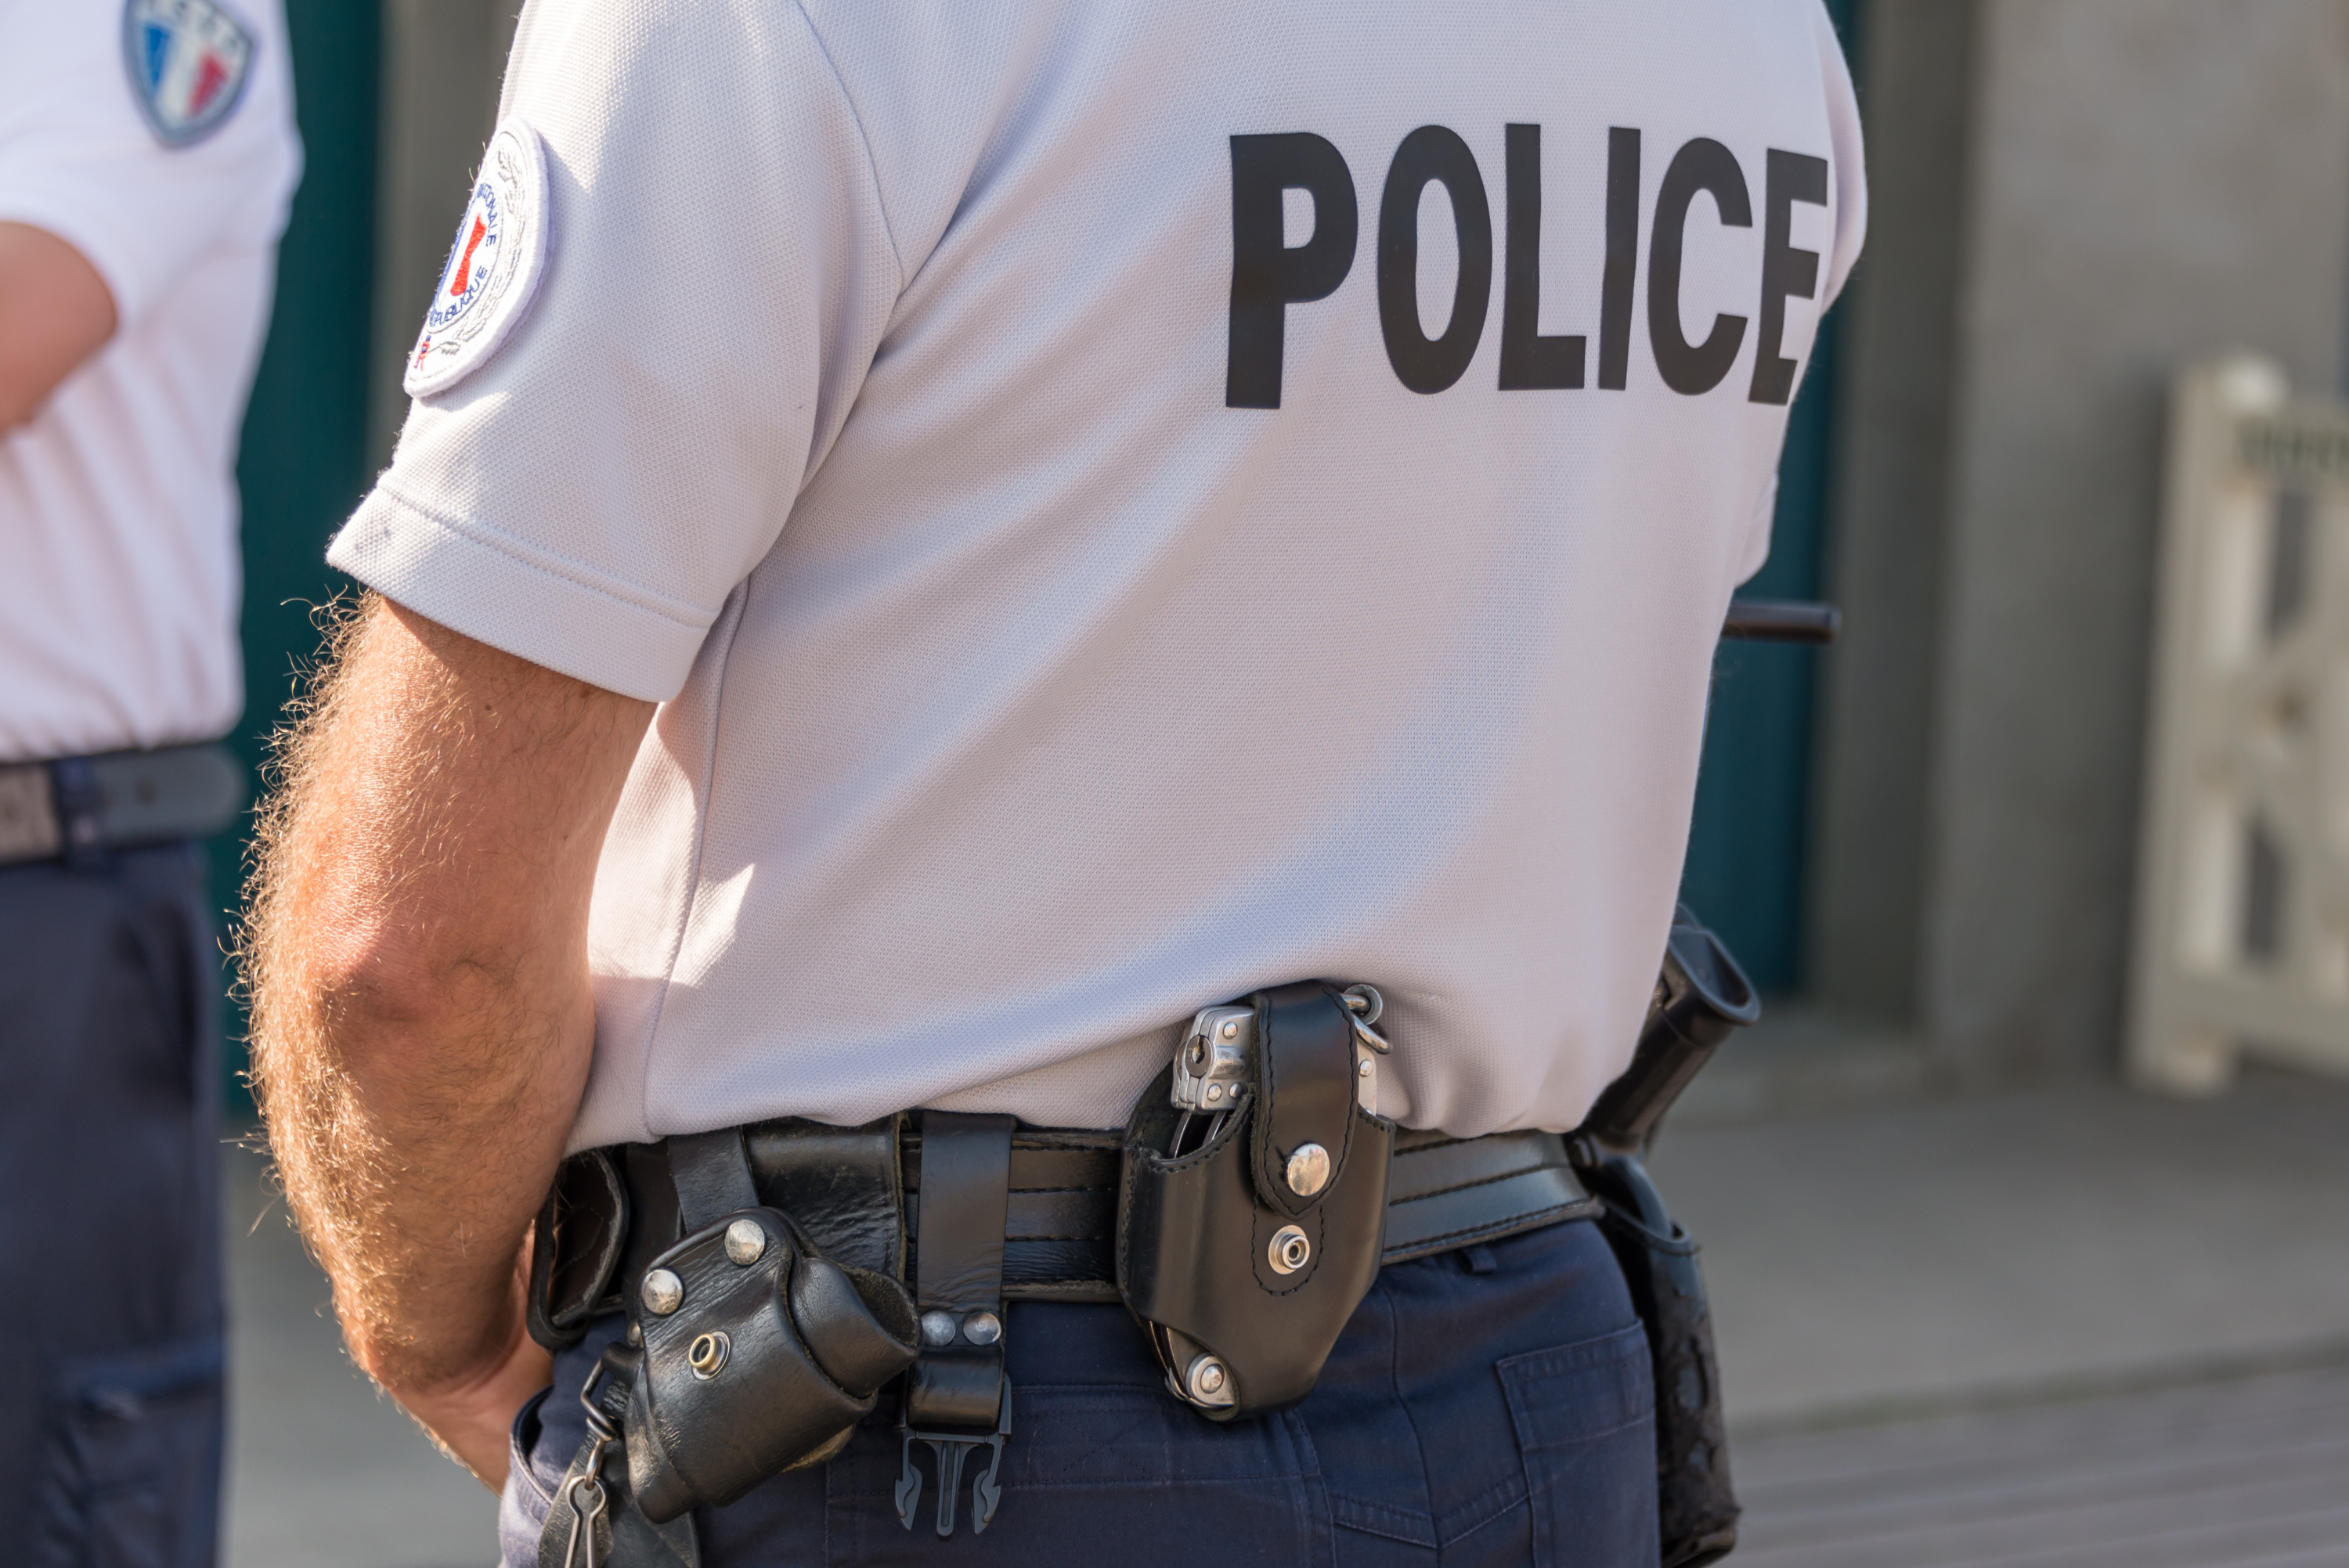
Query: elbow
[[264, 916, 481, 1051]]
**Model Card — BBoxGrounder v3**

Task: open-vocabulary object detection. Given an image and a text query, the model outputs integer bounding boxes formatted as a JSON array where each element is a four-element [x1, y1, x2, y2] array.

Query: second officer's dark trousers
[[0, 845, 226, 1568], [501, 1213, 1659, 1568]]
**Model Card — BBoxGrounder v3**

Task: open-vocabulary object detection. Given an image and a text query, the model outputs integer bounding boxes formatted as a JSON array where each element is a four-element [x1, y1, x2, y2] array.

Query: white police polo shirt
[[0, 0, 301, 763], [333, 0, 1866, 1146]]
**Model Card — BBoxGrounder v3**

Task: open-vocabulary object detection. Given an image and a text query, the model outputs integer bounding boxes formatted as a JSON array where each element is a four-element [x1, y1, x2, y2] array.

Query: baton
[[1575, 907, 1763, 1159], [1721, 598, 1839, 643]]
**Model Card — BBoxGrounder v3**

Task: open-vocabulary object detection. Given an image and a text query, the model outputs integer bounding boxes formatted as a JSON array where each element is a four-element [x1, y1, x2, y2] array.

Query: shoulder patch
[[406, 121, 554, 400], [123, 0, 255, 148]]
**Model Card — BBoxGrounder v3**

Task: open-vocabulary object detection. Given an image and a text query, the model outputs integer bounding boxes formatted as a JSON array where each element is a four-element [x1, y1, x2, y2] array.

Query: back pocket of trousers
[[1496, 1322, 1658, 1568], [34, 1335, 225, 1568]]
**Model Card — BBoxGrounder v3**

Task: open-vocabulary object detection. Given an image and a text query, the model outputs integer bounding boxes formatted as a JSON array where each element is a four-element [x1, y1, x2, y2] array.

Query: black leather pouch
[[1580, 1152, 1738, 1568], [1117, 980, 1395, 1419], [623, 1206, 919, 1523], [528, 1148, 630, 1354]]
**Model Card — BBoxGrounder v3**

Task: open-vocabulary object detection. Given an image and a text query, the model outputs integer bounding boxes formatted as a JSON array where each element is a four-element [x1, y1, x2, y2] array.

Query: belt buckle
[[893, 1382, 1013, 1538]]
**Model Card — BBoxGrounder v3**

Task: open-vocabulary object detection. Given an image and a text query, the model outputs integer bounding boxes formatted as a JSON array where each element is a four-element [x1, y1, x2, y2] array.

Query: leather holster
[[1117, 981, 1395, 1418]]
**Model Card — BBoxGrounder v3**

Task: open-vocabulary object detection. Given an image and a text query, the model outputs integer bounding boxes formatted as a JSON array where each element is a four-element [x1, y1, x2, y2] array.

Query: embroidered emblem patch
[[406, 121, 553, 399], [122, 0, 254, 148]]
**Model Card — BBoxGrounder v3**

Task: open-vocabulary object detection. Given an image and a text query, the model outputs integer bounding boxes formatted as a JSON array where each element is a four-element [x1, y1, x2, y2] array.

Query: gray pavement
[[1652, 1065, 2349, 1430], [218, 1066, 2349, 1566], [1729, 1364, 2349, 1566]]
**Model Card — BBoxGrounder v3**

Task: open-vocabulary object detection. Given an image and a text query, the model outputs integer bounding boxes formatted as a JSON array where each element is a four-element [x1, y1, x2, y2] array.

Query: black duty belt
[[0, 741, 246, 868], [531, 1117, 1595, 1350], [533, 936, 1756, 1568]]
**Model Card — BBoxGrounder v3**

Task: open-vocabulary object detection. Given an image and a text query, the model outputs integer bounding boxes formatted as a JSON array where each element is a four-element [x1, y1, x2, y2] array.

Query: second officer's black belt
[[533, 1117, 1595, 1350], [0, 741, 245, 869]]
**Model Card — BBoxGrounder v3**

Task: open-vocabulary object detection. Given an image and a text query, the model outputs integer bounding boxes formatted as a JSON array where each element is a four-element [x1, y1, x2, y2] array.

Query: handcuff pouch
[[1578, 1152, 1739, 1568], [623, 1206, 918, 1523], [1117, 981, 1394, 1418]]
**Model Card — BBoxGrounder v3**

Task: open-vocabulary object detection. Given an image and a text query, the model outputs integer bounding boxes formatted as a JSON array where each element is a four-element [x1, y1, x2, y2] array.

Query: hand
[[389, 1321, 555, 1490]]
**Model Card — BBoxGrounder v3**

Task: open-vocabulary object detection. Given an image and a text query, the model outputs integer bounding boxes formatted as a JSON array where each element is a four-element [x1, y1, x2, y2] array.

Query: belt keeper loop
[[48, 757, 107, 872], [897, 1111, 1015, 1538]]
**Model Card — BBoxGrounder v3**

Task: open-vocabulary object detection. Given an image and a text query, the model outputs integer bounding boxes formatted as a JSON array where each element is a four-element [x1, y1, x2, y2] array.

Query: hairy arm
[[0, 221, 117, 430], [245, 594, 655, 1485]]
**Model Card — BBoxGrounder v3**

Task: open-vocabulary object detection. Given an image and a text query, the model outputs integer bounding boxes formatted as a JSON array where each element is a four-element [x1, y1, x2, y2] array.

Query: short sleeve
[[0, 0, 299, 325], [327, 0, 907, 702]]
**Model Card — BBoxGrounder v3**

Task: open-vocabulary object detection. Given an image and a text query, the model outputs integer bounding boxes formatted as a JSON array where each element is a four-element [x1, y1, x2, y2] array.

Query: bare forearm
[[0, 221, 116, 429], [244, 595, 652, 1420]]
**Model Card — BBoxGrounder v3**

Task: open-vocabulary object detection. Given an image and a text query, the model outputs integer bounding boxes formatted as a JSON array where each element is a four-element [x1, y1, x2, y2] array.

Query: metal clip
[[1340, 985, 1390, 1113], [554, 1464, 611, 1568], [1171, 1005, 1255, 1112], [549, 1351, 631, 1568], [893, 1383, 1014, 1538], [553, 1412, 620, 1567], [1340, 984, 1391, 1053]]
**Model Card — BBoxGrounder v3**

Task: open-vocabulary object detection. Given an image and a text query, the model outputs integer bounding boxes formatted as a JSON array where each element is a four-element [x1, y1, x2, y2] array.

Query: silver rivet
[[1205, 1083, 1222, 1102], [1220, 1019, 1239, 1040], [1359, 1059, 1372, 1077], [688, 1330, 730, 1379], [723, 1218, 767, 1266], [920, 1310, 958, 1346], [640, 1268, 684, 1317], [1285, 1142, 1332, 1197], [1268, 1224, 1311, 1275], [1184, 1354, 1235, 1407], [962, 1310, 1002, 1345]]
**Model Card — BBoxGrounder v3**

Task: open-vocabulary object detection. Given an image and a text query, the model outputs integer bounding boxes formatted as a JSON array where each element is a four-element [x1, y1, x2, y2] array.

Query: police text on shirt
[[1227, 125, 1828, 409]]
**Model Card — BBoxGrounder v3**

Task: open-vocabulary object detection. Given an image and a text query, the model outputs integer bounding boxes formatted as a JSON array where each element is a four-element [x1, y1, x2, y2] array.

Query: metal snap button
[[1183, 1353, 1236, 1408], [688, 1331, 731, 1380], [723, 1218, 767, 1266], [1268, 1224, 1312, 1275], [962, 1310, 1002, 1345], [640, 1267, 684, 1316], [919, 1310, 958, 1346], [1285, 1142, 1332, 1197]]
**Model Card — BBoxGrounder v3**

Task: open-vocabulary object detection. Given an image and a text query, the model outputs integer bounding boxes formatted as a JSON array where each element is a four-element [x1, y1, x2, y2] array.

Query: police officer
[[246, 0, 1861, 1562], [0, 0, 298, 1561]]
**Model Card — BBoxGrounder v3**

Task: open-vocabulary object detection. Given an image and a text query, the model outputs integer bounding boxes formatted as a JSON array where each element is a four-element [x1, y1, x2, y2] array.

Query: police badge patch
[[406, 121, 553, 399], [123, 0, 254, 148]]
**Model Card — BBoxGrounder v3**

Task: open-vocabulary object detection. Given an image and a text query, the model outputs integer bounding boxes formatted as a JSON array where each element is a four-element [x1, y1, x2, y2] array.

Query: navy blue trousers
[[0, 845, 226, 1568], [503, 1213, 1658, 1567]]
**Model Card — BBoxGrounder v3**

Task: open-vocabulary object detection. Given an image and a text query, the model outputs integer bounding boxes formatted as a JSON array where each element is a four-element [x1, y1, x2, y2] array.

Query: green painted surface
[[209, 0, 377, 1104], [1678, 0, 1860, 991]]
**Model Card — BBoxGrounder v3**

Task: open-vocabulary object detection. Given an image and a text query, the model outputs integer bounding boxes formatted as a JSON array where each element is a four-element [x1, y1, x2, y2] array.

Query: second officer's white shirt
[[333, 0, 1865, 1148], [0, 0, 300, 762]]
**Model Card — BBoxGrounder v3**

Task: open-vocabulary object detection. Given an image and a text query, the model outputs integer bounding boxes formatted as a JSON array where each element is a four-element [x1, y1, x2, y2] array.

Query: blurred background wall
[[1802, 0, 2349, 1094], [220, 0, 2349, 1106]]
